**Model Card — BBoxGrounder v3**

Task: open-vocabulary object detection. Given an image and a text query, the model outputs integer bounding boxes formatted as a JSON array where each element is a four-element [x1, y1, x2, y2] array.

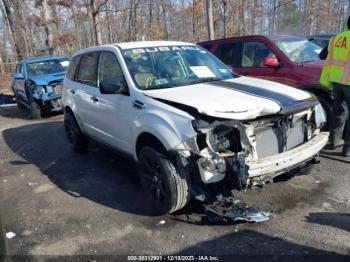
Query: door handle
[[70, 89, 75, 94], [91, 96, 98, 102]]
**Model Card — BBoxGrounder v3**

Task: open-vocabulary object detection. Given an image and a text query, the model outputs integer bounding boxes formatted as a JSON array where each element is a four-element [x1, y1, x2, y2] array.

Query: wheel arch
[[135, 132, 168, 158], [300, 84, 332, 104], [64, 105, 86, 133]]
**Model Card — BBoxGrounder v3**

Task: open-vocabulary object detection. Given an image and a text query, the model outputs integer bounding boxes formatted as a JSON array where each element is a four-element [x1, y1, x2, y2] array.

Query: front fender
[[133, 110, 196, 160]]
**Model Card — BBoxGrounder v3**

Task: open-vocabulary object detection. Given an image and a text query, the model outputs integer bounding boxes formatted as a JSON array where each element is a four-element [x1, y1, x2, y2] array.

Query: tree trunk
[[0, 0, 22, 60], [40, 0, 54, 55], [90, 0, 102, 46], [162, 3, 169, 40], [206, 0, 214, 40]]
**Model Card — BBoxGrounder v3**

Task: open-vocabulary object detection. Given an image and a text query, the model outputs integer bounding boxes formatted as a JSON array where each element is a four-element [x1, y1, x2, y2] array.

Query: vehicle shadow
[[305, 212, 350, 233], [0, 107, 63, 120], [0, 107, 30, 120], [172, 230, 347, 258], [2, 121, 158, 216], [320, 151, 350, 164]]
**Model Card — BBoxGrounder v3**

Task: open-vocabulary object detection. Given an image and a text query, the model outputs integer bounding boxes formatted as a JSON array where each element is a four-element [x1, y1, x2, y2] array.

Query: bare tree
[[206, 0, 214, 40]]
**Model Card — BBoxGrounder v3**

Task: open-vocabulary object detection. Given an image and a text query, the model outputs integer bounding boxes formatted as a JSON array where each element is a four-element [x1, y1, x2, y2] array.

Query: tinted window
[[98, 52, 126, 88], [66, 55, 80, 81], [76, 52, 99, 86], [214, 43, 240, 67], [242, 42, 274, 67]]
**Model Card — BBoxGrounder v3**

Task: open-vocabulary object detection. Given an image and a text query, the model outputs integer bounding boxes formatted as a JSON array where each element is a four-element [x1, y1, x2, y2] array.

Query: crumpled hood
[[145, 76, 317, 120], [29, 72, 65, 86]]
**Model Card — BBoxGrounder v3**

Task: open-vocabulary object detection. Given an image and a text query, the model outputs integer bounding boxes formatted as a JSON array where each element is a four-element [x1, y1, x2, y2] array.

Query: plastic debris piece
[[314, 180, 320, 184], [6, 232, 16, 239], [155, 220, 166, 226], [27, 181, 38, 187], [204, 196, 271, 223]]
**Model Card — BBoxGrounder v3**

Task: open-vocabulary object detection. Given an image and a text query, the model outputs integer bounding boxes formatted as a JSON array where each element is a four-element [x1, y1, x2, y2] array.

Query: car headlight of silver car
[[315, 103, 326, 128]]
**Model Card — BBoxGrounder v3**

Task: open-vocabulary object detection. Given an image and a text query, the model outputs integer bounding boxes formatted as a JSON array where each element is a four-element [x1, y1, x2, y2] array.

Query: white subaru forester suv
[[63, 41, 328, 215]]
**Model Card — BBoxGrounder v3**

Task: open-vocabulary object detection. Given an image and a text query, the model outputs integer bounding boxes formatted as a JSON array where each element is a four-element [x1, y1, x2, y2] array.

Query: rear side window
[[66, 55, 80, 81], [242, 42, 274, 67], [214, 43, 241, 67], [76, 52, 99, 86]]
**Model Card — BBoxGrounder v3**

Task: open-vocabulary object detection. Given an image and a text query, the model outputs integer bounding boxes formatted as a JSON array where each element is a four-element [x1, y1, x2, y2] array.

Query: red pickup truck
[[198, 35, 332, 128]]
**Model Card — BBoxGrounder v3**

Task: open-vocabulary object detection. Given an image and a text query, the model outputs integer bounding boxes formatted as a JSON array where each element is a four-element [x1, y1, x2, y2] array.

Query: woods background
[[0, 0, 349, 74]]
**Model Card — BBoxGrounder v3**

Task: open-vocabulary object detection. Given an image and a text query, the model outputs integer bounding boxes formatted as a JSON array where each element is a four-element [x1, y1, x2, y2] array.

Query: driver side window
[[242, 42, 275, 67], [98, 52, 126, 89]]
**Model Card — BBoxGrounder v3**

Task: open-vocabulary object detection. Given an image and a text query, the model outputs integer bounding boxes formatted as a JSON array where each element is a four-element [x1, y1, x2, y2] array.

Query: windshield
[[27, 58, 69, 77], [122, 46, 237, 90], [274, 38, 322, 63]]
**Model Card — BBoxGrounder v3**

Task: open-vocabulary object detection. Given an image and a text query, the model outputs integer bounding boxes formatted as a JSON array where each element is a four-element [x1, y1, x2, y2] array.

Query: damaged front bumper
[[246, 131, 328, 184], [175, 106, 328, 188], [32, 83, 63, 111]]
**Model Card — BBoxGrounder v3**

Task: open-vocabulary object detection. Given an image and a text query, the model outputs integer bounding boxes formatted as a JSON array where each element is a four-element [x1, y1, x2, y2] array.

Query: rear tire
[[138, 146, 190, 214], [64, 111, 88, 153], [29, 101, 41, 119]]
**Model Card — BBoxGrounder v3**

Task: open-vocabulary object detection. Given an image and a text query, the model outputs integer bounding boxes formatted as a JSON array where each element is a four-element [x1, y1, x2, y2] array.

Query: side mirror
[[14, 73, 24, 79], [100, 79, 124, 94], [263, 57, 280, 68]]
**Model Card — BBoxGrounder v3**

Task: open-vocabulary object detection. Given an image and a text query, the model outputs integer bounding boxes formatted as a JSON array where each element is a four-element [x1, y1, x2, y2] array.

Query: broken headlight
[[314, 103, 326, 128], [35, 86, 46, 95]]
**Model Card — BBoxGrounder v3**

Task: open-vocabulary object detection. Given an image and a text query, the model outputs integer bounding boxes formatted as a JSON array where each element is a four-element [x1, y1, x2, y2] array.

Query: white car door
[[73, 52, 101, 134], [86, 51, 134, 152]]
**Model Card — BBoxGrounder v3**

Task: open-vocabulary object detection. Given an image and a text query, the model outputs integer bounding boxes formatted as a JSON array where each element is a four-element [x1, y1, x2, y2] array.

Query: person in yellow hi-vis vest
[[320, 17, 350, 157]]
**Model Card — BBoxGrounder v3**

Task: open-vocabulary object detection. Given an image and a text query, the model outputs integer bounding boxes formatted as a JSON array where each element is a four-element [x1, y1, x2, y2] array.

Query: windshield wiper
[[183, 77, 220, 86]]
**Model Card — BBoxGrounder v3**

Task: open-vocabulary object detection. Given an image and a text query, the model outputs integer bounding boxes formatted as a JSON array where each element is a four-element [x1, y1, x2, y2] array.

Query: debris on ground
[[314, 180, 320, 184], [204, 195, 271, 223], [27, 181, 38, 187], [6, 232, 16, 239], [21, 230, 32, 237], [155, 220, 166, 227]]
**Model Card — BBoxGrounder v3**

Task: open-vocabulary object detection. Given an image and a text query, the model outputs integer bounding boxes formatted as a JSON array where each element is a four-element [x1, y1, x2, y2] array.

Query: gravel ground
[[0, 107, 349, 261]]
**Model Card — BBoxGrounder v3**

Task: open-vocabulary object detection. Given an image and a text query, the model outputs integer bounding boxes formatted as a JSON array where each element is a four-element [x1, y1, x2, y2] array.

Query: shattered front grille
[[255, 118, 305, 159]]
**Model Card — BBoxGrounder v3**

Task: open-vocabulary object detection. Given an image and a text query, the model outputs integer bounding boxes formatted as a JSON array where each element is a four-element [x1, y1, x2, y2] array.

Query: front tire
[[64, 112, 88, 153], [317, 95, 332, 131], [29, 101, 41, 119], [15, 94, 25, 110], [138, 146, 190, 214]]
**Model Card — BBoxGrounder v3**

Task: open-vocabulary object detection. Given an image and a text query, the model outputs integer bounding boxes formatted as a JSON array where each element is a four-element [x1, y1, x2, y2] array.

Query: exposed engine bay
[[176, 104, 326, 185]]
